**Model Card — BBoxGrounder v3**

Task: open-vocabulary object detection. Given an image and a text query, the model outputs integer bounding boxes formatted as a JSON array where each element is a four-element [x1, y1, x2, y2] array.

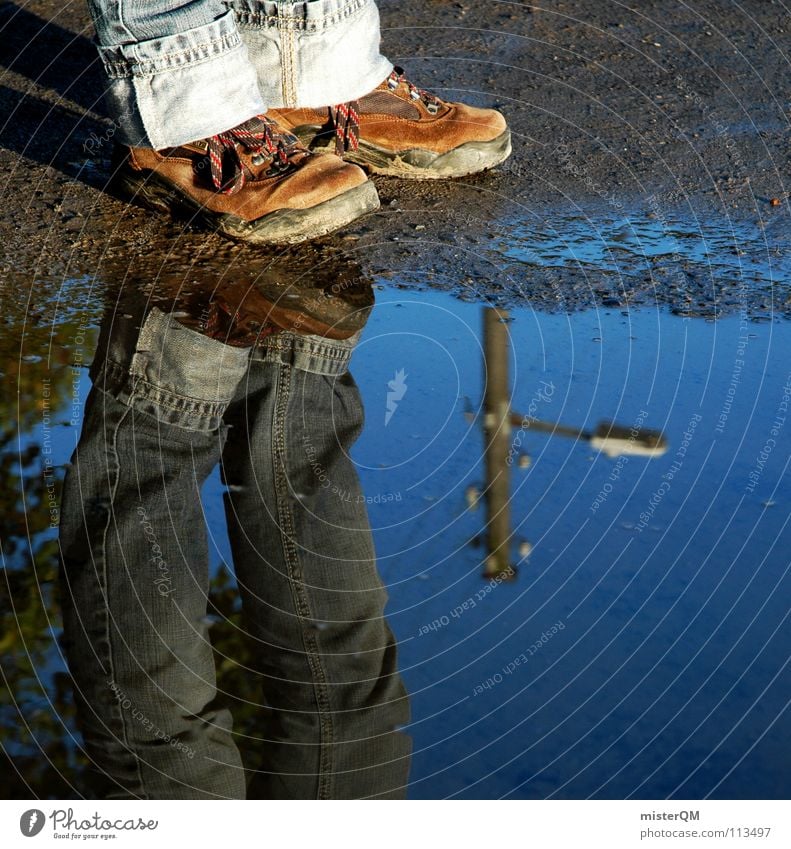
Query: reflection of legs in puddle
[[58, 305, 410, 798], [222, 340, 411, 799], [58, 308, 249, 798]]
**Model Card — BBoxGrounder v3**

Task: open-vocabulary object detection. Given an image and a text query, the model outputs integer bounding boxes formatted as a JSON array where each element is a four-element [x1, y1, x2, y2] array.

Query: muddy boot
[[272, 66, 511, 179], [187, 261, 374, 343], [111, 114, 379, 245], [152, 246, 374, 344]]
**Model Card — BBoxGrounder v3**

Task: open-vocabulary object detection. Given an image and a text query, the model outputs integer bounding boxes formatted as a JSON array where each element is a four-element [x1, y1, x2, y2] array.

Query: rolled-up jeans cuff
[[228, 0, 393, 108], [97, 9, 266, 148], [90, 307, 252, 433], [251, 329, 361, 375]]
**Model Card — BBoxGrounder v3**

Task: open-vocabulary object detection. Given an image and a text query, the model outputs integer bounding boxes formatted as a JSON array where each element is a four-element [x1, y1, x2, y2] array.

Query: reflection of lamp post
[[478, 308, 668, 580], [482, 308, 513, 579]]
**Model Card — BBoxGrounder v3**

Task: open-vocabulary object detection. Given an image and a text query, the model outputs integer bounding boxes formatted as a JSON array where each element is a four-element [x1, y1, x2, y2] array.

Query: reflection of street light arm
[[471, 306, 668, 580], [504, 412, 668, 458], [589, 421, 667, 458], [506, 413, 582, 440]]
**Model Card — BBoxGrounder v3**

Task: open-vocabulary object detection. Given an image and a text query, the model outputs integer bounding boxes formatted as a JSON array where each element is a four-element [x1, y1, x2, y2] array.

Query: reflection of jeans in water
[[87, 0, 392, 147], [58, 307, 411, 799]]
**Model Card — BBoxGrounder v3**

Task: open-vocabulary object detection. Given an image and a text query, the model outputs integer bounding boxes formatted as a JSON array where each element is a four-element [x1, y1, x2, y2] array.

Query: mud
[[1, 0, 789, 316]]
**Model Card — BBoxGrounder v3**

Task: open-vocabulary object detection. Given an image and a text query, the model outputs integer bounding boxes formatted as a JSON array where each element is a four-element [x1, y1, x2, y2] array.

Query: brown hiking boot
[[111, 114, 379, 245], [271, 66, 511, 179]]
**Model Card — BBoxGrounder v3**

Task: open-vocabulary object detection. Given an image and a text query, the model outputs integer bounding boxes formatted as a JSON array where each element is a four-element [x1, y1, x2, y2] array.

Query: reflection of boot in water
[[130, 249, 376, 345], [203, 254, 374, 342]]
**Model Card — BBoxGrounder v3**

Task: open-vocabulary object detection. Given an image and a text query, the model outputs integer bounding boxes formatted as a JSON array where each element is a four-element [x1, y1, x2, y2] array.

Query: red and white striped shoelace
[[206, 116, 298, 195], [330, 66, 441, 156]]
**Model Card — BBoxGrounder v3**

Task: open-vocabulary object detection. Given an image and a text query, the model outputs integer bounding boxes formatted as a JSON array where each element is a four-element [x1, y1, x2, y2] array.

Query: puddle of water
[[199, 284, 790, 799], [501, 213, 789, 285], [0, 275, 101, 796], [2, 249, 789, 798], [347, 288, 790, 799]]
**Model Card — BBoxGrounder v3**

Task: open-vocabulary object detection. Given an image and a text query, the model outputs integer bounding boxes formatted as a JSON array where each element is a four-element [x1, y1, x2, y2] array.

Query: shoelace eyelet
[[206, 115, 300, 194]]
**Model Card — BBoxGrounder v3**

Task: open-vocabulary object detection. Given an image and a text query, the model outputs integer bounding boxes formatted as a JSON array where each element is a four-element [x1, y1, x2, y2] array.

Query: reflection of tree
[[3, 475, 264, 798], [0, 314, 86, 798]]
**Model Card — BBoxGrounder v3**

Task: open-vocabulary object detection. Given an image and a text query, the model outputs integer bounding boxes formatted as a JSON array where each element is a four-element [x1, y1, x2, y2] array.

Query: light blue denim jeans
[[58, 304, 411, 799], [87, 0, 393, 147]]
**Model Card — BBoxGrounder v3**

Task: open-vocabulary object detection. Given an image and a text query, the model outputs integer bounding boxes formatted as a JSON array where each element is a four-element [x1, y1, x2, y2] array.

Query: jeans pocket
[[96, 307, 252, 435]]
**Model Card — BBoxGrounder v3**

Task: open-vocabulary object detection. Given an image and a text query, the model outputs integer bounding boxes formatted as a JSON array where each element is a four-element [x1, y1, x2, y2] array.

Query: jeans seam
[[92, 367, 227, 434], [253, 336, 356, 375], [260, 347, 351, 361], [130, 380, 228, 418], [232, 0, 366, 30], [277, 4, 297, 106], [100, 32, 244, 78], [114, 2, 136, 43], [100, 402, 149, 799], [272, 363, 334, 799]]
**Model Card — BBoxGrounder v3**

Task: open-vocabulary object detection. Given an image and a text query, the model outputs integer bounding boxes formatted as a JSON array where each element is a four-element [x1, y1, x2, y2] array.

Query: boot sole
[[243, 294, 365, 340], [112, 166, 380, 245], [295, 127, 512, 179]]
